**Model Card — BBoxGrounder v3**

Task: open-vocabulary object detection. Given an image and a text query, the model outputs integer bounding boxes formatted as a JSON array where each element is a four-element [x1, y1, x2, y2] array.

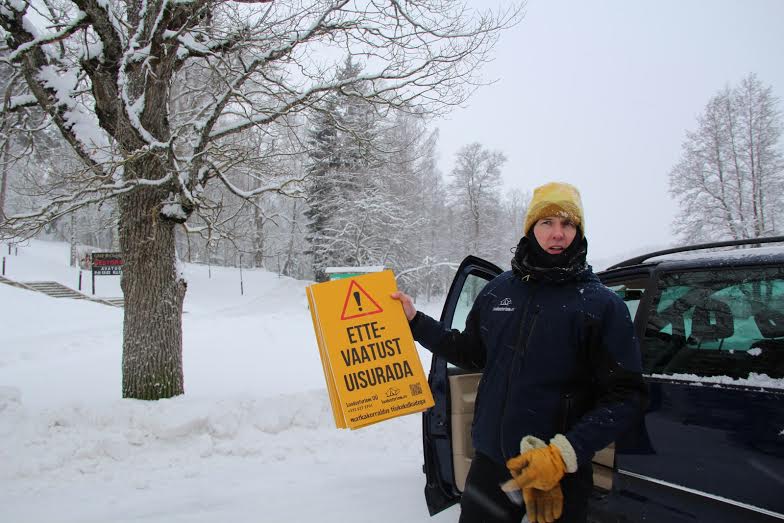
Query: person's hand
[[506, 443, 567, 492], [522, 484, 563, 523], [390, 291, 417, 321]]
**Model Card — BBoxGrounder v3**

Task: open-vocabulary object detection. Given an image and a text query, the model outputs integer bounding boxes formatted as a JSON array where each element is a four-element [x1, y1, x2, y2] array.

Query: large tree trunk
[[0, 138, 10, 222], [282, 200, 299, 277], [119, 161, 186, 399], [253, 204, 265, 268]]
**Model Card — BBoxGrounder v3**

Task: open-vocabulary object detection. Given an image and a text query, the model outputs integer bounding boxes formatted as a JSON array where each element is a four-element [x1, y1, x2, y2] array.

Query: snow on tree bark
[[119, 177, 186, 399]]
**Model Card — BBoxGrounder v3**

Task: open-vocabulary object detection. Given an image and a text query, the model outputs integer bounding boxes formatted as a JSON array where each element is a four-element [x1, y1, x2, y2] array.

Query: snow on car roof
[[647, 245, 784, 265]]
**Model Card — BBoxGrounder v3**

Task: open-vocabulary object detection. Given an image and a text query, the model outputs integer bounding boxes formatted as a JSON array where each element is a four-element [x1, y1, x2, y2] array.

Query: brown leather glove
[[506, 434, 578, 492], [522, 484, 564, 523], [501, 435, 574, 521], [506, 443, 566, 491]]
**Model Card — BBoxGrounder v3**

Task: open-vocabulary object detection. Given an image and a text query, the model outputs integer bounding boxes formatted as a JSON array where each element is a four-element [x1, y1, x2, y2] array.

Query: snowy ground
[[0, 241, 460, 522]]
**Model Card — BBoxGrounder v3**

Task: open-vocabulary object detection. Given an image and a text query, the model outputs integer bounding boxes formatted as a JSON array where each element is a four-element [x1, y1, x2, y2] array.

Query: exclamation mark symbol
[[353, 291, 363, 312]]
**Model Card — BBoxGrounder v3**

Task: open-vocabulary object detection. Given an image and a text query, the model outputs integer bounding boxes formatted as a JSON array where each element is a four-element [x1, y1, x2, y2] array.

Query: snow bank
[[0, 240, 450, 523]]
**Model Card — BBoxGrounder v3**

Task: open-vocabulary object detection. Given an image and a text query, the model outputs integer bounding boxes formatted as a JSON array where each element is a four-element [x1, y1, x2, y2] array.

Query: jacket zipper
[[521, 310, 540, 356], [559, 393, 575, 433], [499, 284, 539, 458]]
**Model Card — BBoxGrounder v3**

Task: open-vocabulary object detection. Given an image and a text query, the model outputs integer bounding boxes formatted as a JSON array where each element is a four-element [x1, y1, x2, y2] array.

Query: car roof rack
[[607, 235, 784, 270]]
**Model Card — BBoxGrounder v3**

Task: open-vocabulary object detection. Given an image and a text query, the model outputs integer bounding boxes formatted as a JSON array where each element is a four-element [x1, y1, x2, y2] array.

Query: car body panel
[[608, 378, 784, 521], [600, 260, 784, 522]]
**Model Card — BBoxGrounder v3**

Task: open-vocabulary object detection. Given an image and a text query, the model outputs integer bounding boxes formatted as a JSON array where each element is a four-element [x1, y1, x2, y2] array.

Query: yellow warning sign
[[307, 270, 434, 429]]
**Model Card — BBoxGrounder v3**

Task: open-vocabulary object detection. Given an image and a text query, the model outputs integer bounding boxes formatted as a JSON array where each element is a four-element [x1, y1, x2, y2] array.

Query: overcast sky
[[435, 0, 784, 263]]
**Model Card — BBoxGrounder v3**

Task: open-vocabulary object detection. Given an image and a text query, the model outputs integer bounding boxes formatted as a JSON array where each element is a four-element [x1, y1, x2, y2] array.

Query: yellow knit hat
[[523, 182, 585, 235]]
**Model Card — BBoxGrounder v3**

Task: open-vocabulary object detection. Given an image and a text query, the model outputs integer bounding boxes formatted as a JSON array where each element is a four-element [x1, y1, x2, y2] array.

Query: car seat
[[664, 298, 734, 375]]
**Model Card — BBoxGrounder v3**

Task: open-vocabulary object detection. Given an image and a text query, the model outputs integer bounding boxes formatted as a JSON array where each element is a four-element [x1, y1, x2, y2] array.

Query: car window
[[446, 273, 492, 371], [606, 280, 648, 321], [450, 273, 490, 331], [642, 267, 784, 379]]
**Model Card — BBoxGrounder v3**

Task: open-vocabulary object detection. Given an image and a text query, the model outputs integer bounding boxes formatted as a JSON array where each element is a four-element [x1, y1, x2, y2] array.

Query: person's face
[[532, 216, 578, 254]]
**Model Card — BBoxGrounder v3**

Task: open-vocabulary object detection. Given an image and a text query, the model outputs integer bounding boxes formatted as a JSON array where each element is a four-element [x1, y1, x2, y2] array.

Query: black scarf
[[511, 231, 589, 283]]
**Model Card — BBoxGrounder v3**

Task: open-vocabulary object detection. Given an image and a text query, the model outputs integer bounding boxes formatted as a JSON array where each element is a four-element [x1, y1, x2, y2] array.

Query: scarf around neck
[[511, 232, 589, 283]]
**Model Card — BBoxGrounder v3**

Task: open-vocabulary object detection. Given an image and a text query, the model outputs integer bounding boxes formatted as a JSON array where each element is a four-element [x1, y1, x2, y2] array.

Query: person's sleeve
[[408, 299, 486, 371], [563, 295, 649, 467]]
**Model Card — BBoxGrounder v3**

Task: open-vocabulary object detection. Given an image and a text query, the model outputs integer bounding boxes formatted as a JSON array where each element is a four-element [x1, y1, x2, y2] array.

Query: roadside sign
[[91, 252, 123, 276], [307, 270, 434, 429], [90, 252, 122, 295]]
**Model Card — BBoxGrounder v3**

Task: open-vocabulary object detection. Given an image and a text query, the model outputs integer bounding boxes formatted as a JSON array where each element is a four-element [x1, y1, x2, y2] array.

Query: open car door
[[422, 255, 503, 516]]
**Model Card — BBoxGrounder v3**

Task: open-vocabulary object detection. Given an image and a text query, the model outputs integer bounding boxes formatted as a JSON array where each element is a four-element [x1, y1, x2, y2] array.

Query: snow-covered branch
[[1, 0, 521, 245], [2, 10, 89, 63]]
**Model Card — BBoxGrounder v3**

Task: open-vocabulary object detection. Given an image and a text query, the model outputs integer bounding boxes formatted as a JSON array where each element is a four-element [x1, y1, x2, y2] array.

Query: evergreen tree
[[304, 95, 347, 281], [304, 58, 386, 281]]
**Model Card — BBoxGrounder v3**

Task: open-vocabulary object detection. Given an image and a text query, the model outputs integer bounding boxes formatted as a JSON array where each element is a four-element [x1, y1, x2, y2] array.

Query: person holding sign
[[393, 182, 646, 523]]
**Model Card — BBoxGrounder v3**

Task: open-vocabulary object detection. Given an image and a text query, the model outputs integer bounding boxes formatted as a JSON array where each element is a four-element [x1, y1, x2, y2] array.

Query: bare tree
[[670, 74, 783, 242], [0, 0, 521, 399], [501, 187, 528, 249], [448, 142, 506, 258], [0, 60, 52, 222]]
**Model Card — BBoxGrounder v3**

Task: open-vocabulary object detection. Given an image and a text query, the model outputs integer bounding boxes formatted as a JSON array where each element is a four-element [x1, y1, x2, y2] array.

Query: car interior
[[642, 274, 784, 379]]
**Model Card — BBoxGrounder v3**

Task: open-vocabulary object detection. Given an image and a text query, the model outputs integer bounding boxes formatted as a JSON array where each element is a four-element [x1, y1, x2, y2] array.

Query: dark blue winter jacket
[[410, 266, 645, 467]]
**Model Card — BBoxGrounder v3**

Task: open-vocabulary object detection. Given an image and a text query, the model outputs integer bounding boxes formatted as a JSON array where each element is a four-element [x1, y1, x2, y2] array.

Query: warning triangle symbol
[[340, 280, 384, 320]]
